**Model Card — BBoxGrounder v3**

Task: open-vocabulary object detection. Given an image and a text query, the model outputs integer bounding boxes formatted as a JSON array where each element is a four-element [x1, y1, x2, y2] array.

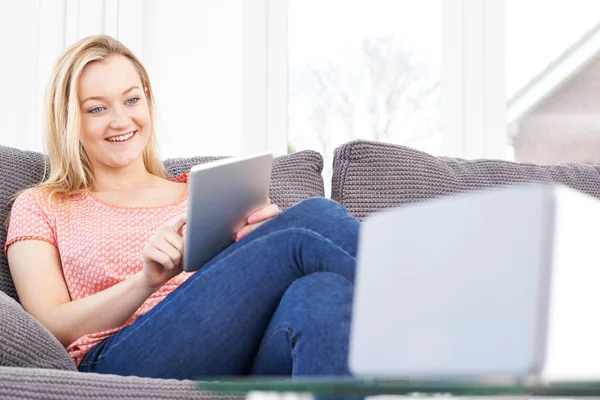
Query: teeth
[[107, 132, 134, 142]]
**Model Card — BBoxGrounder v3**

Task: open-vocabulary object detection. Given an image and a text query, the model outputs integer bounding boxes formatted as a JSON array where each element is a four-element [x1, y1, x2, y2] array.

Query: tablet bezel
[[183, 152, 273, 272]]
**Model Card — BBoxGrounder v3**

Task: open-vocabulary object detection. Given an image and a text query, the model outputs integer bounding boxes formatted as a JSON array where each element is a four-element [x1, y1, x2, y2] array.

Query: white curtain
[[0, 0, 245, 158]]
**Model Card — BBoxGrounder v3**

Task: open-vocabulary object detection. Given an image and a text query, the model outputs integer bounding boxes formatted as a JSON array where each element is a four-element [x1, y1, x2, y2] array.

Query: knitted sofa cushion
[[1, 144, 324, 302], [163, 150, 325, 211], [0, 365, 243, 399], [0, 292, 76, 370], [332, 139, 600, 220], [0, 146, 48, 301]]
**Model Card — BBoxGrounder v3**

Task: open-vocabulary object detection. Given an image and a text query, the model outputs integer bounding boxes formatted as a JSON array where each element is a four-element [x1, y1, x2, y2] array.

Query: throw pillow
[[332, 139, 600, 220], [163, 150, 325, 211], [0, 291, 76, 370]]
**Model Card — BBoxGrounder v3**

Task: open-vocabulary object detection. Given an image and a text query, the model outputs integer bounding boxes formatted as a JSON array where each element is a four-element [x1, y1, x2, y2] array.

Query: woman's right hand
[[141, 214, 187, 291]]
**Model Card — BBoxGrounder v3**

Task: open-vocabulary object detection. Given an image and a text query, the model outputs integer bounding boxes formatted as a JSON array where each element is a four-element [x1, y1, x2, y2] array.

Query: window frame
[[256, 0, 509, 160], [242, 0, 288, 156]]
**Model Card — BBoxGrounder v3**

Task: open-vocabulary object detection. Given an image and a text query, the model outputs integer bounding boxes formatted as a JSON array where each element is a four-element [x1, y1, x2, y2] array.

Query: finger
[[147, 244, 176, 271], [235, 225, 250, 240], [245, 199, 273, 224], [163, 230, 185, 254], [150, 238, 181, 268], [168, 214, 187, 234], [247, 204, 280, 224], [232, 219, 247, 236], [236, 221, 265, 241]]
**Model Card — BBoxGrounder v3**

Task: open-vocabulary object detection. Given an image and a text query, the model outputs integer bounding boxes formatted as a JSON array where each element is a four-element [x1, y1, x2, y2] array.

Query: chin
[[106, 152, 145, 169]]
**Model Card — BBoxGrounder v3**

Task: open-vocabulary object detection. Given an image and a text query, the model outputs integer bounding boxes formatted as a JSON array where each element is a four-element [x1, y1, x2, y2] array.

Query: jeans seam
[[291, 334, 298, 377], [319, 271, 354, 289], [254, 325, 294, 358], [274, 227, 357, 263], [79, 359, 100, 369], [99, 226, 355, 359]]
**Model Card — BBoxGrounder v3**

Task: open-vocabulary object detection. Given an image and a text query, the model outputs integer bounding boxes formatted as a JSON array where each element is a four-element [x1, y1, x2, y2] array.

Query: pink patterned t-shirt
[[4, 173, 193, 367]]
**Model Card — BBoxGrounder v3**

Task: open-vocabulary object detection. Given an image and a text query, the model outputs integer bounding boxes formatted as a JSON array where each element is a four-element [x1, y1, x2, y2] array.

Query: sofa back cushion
[[163, 151, 325, 211], [332, 139, 600, 220], [0, 291, 76, 370], [0, 145, 324, 301], [0, 147, 47, 301]]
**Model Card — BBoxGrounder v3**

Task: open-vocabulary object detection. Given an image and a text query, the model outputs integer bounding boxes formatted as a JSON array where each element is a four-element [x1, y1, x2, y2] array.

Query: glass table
[[196, 377, 600, 398]]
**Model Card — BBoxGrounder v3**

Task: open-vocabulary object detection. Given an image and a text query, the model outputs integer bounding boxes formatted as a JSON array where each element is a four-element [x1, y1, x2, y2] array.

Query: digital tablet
[[183, 152, 273, 272]]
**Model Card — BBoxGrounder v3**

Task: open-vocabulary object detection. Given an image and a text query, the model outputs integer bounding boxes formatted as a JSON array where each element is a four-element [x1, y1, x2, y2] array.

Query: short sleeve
[[169, 172, 189, 184], [4, 189, 57, 256]]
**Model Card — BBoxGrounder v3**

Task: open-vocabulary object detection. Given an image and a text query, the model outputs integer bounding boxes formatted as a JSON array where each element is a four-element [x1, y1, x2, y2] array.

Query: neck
[[91, 157, 157, 192]]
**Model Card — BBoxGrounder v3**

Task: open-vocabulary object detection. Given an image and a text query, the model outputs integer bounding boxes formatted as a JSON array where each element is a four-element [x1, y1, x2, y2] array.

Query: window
[[287, 0, 442, 185], [506, 0, 600, 164]]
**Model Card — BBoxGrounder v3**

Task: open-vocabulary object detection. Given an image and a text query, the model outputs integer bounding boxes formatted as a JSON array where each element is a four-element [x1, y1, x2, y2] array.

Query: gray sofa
[[3, 139, 600, 399]]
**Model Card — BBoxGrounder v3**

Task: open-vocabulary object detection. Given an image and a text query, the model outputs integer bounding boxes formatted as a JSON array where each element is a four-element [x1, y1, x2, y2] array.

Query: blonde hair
[[39, 35, 166, 202]]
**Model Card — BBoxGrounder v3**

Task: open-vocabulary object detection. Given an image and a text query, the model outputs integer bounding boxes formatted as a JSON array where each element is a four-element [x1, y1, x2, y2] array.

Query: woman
[[5, 35, 359, 379]]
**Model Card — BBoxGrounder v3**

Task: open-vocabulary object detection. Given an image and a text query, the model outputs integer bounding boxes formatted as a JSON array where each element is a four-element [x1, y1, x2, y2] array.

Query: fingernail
[[247, 216, 256, 224]]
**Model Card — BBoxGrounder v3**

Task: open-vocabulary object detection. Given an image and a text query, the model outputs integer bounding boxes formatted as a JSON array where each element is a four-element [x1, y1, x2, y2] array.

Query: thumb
[[169, 214, 187, 234]]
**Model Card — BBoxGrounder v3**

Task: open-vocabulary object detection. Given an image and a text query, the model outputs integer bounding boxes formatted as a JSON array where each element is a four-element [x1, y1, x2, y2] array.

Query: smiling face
[[78, 55, 151, 171]]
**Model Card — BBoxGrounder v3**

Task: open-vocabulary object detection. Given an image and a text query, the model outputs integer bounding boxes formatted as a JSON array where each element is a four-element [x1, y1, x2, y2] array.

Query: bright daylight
[[1, 0, 600, 399]]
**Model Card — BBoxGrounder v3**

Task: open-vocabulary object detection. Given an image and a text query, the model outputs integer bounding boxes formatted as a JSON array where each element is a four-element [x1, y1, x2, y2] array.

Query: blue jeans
[[79, 198, 359, 379]]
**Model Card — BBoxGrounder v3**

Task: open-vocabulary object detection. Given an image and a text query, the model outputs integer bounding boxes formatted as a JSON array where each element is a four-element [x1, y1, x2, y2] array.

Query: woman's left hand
[[235, 198, 280, 241]]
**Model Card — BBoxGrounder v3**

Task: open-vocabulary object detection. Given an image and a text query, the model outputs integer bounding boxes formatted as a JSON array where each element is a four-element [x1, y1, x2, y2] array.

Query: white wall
[[143, 0, 244, 158], [0, 0, 245, 158], [0, 0, 42, 151]]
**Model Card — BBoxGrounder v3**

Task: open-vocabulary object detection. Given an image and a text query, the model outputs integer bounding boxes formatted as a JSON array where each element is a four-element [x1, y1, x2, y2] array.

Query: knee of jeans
[[285, 198, 348, 221], [280, 273, 353, 319]]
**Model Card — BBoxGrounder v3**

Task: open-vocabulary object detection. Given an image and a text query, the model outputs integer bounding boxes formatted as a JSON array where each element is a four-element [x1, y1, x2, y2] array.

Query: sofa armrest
[[0, 292, 76, 370], [0, 366, 241, 400]]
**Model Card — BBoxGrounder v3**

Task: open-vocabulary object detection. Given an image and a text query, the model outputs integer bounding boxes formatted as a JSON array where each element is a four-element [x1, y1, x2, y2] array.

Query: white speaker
[[349, 184, 600, 381]]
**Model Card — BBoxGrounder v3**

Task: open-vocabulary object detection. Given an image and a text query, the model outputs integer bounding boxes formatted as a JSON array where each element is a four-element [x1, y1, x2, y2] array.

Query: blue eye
[[127, 97, 139, 105], [89, 106, 105, 114]]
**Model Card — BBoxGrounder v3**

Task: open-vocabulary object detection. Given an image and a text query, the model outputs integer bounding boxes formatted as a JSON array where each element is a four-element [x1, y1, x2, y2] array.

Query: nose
[[109, 105, 132, 130]]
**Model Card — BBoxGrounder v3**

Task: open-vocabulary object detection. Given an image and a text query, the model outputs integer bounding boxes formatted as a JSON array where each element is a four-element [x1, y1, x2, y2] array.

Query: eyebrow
[[81, 85, 141, 104]]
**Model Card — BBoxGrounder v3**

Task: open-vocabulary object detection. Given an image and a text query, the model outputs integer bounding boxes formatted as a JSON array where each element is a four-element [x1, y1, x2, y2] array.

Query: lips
[[105, 130, 137, 143]]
